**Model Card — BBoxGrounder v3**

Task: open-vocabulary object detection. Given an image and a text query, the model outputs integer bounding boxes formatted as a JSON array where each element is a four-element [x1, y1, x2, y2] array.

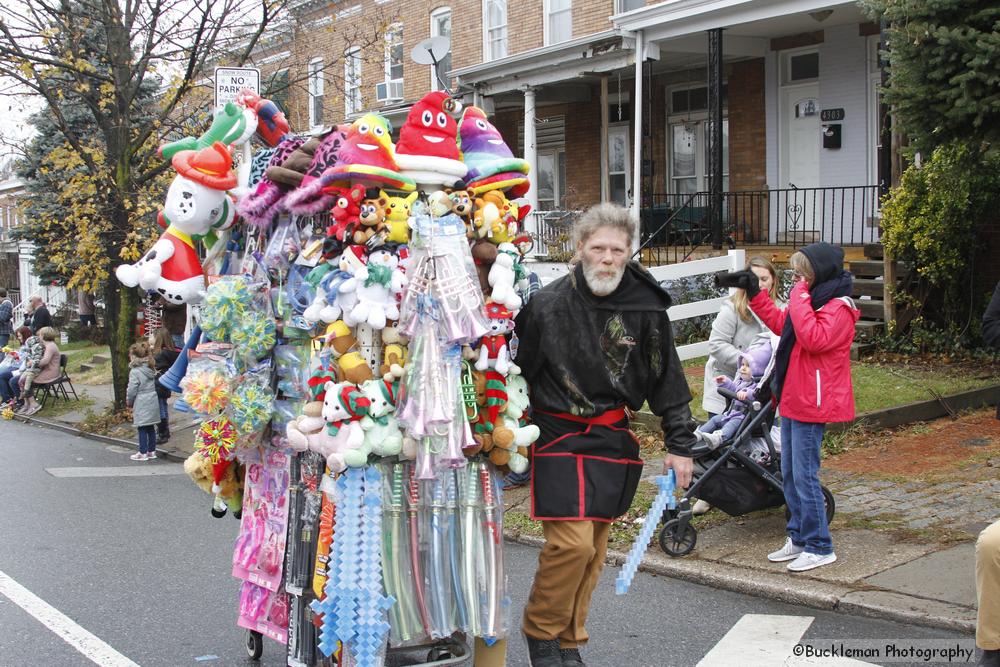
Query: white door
[[780, 84, 820, 232], [608, 124, 631, 207]]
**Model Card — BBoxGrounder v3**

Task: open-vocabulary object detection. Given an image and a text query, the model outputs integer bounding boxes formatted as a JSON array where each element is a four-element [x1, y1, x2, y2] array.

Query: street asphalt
[[0, 420, 977, 666]]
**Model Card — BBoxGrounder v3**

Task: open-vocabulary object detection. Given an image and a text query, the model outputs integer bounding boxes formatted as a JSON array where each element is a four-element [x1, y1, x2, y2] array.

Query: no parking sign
[[214, 67, 260, 109]]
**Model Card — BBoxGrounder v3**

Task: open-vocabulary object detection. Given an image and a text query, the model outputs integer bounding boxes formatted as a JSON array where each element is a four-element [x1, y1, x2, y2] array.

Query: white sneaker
[[692, 499, 712, 515], [702, 430, 723, 448], [787, 551, 837, 572], [767, 537, 805, 562]]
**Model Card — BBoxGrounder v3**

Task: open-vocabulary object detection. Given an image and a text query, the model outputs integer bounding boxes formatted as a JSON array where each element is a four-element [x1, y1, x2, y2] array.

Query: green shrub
[[880, 142, 1000, 329]]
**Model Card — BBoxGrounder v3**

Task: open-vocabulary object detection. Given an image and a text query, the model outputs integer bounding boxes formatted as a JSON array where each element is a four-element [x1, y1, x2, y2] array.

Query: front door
[[780, 84, 820, 233]]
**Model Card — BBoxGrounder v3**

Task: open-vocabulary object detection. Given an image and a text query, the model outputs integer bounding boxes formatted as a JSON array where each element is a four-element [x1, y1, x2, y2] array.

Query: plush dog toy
[[475, 301, 518, 376], [358, 378, 404, 457]]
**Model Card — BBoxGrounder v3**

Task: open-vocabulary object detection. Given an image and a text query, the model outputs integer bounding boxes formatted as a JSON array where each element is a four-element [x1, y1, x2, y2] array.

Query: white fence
[[524, 249, 746, 361]]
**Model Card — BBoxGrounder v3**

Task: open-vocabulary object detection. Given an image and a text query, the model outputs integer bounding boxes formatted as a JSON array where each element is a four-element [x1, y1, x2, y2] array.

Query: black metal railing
[[639, 185, 882, 265]]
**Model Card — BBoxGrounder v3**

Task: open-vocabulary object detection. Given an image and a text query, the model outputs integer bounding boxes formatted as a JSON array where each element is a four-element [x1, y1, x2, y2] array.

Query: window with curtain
[[344, 47, 361, 115], [385, 23, 404, 84], [484, 0, 507, 61], [308, 58, 324, 127], [430, 8, 452, 90], [546, 0, 571, 45]]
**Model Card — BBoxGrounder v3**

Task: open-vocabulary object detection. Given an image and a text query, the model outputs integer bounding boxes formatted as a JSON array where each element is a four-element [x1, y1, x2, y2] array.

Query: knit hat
[[171, 142, 237, 191], [319, 113, 415, 192], [338, 385, 371, 418], [458, 106, 530, 196], [739, 340, 773, 377], [394, 91, 468, 187]]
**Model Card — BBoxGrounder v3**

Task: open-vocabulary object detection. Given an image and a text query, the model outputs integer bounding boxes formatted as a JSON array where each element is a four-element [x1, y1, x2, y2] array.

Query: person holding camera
[[719, 242, 858, 572]]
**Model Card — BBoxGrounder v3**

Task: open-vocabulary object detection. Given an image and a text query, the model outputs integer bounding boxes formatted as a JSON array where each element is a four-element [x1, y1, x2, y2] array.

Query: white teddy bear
[[358, 378, 404, 458]]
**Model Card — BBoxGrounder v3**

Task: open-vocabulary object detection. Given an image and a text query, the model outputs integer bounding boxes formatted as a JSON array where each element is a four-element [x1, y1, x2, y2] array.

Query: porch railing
[[639, 185, 882, 264], [527, 209, 578, 259]]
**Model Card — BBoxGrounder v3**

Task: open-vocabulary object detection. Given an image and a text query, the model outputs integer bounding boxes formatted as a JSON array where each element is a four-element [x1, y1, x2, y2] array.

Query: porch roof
[[613, 0, 866, 44], [451, 30, 638, 96]]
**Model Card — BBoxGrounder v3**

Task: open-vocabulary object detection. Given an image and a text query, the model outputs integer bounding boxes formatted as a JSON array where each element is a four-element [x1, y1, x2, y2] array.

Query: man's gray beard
[[582, 262, 625, 296]]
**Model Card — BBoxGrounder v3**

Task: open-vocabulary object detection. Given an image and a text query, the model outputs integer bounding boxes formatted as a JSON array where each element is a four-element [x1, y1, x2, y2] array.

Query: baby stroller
[[658, 336, 836, 557]]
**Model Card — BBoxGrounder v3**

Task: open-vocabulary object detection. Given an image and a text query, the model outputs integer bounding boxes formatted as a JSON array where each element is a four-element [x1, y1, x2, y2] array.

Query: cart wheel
[[245, 629, 263, 660], [784, 486, 836, 524], [211, 506, 227, 519], [822, 485, 836, 522], [233, 508, 243, 521], [428, 647, 454, 661], [658, 518, 697, 557]]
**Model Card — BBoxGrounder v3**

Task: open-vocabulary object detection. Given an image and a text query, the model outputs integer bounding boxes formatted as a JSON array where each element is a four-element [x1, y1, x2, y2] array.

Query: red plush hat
[[485, 301, 512, 320], [172, 141, 238, 191], [395, 91, 468, 186]]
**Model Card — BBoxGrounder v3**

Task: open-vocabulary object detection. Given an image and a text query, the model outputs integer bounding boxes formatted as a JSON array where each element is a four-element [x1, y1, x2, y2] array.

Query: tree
[[0, 0, 287, 408], [862, 0, 1000, 155]]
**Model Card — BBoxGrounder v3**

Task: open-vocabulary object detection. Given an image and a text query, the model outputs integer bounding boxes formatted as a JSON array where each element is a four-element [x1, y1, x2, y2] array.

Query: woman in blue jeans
[[0, 327, 32, 408], [742, 242, 860, 572]]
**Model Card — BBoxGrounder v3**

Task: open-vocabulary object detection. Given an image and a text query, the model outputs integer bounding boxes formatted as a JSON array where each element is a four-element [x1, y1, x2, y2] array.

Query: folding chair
[[33, 354, 78, 408]]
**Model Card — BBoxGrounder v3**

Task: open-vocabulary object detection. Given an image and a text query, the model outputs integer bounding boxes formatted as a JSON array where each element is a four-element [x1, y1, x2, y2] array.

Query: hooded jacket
[[515, 261, 695, 457], [750, 244, 859, 423], [126, 360, 160, 427]]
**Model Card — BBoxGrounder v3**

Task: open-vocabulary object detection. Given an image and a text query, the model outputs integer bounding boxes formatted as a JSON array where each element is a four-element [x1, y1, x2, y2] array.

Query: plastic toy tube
[[479, 463, 501, 638], [446, 469, 469, 630], [615, 472, 676, 596], [427, 475, 453, 637], [407, 466, 432, 636], [381, 462, 416, 643], [460, 464, 482, 637]]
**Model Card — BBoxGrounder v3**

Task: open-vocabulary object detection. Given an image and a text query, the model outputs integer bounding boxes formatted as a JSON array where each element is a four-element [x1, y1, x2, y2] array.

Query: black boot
[[525, 636, 562, 667], [560, 648, 585, 666], [979, 649, 1000, 667], [156, 418, 170, 444]]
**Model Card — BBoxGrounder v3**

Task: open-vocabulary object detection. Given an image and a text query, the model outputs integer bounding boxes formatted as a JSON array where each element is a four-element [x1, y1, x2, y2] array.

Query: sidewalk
[[16, 380, 996, 634]]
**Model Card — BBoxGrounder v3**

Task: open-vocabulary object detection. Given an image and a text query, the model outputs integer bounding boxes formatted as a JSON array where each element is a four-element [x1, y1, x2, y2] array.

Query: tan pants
[[522, 520, 613, 648], [977, 520, 1000, 650]]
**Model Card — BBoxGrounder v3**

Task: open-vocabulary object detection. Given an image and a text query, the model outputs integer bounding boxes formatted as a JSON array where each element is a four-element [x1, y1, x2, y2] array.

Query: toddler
[[695, 340, 772, 448], [126, 341, 160, 461]]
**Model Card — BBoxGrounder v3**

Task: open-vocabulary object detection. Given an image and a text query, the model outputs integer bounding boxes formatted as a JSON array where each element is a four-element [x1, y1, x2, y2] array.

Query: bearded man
[[514, 203, 695, 667]]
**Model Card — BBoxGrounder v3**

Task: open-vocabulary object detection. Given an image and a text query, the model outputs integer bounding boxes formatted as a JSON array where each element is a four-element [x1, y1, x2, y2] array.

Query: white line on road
[[0, 569, 139, 667], [697, 614, 877, 666], [46, 464, 184, 478]]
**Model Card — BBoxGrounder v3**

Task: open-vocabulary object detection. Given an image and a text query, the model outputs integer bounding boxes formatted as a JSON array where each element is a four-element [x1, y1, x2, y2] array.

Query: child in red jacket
[[737, 242, 859, 572]]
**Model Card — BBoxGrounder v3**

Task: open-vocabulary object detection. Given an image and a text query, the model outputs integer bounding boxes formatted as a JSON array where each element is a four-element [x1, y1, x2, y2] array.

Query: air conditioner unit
[[375, 80, 403, 102]]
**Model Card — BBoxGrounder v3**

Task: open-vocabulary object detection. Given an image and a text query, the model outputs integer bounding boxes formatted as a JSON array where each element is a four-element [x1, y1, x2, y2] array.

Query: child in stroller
[[695, 339, 773, 449]]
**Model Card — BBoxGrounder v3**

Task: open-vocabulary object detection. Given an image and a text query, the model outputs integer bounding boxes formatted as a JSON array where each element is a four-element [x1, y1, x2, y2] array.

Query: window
[[430, 8, 452, 91], [263, 68, 289, 115], [385, 23, 404, 85], [308, 58, 324, 127], [536, 149, 566, 210], [668, 120, 729, 194], [616, 0, 644, 11], [608, 124, 630, 207], [484, 0, 507, 61], [545, 0, 571, 45], [344, 48, 362, 115], [669, 84, 727, 115], [782, 50, 819, 85]]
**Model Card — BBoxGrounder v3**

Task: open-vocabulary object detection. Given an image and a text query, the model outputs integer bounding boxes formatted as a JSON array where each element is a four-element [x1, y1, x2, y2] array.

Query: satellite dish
[[411, 36, 451, 65]]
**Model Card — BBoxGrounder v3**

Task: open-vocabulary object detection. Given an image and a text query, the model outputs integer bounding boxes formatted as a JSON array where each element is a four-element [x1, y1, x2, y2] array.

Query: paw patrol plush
[[475, 301, 518, 376]]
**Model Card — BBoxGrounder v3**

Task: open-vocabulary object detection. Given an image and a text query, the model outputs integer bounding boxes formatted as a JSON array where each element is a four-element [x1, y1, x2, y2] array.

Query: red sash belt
[[534, 407, 627, 426]]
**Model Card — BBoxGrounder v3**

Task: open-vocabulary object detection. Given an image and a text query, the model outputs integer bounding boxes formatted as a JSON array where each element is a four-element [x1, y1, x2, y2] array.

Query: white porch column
[[523, 87, 539, 215], [631, 29, 644, 253], [600, 75, 609, 202]]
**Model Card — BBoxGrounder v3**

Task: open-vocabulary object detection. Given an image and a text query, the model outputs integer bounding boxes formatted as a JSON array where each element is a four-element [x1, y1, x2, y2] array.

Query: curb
[[12, 414, 190, 463], [504, 533, 977, 634], [12, 414, 978, 634]]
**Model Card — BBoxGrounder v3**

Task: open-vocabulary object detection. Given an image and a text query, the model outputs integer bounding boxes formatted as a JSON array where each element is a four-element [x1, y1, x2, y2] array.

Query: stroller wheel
[[245, 629, 263, 660], [784, 485, 836, 524], [659, 518, 697, 557]]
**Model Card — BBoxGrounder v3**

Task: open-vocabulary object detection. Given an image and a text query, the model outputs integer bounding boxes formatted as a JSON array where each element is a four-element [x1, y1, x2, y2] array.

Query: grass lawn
[[681, 355, 998, 420], [61, 344, 112, 384]]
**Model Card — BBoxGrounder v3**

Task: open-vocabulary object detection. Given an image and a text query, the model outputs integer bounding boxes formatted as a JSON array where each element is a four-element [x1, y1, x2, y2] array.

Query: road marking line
[[45, 465, 184, 478], [698, 614, 877, 666], [0, 569, 139, 667], [698, 614, 814, 667]]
